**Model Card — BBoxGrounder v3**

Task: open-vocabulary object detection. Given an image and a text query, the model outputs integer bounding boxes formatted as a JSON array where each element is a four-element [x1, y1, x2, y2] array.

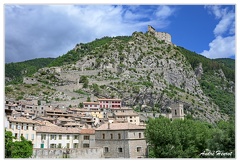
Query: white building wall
[[36, 133, 80, 149], [6, 122, 37, 147]]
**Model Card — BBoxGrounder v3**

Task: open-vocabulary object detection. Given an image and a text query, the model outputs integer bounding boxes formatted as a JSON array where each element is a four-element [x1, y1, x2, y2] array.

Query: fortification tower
[[170, 103, 184, 120], [147, 25, 172, 43]]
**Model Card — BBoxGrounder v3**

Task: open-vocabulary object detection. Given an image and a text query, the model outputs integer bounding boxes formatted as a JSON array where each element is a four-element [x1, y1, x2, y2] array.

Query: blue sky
[[4, 4, 236, 63]]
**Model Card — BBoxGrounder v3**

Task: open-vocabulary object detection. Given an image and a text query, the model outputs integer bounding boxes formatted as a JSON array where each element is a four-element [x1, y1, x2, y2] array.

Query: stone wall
[[148, 25, 172, 43], [32, 147, 104, 159], [23, 77, 38, 84]]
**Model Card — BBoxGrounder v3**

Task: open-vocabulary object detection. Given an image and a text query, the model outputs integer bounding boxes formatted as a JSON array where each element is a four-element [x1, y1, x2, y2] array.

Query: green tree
[[87, 96, 91, 102], [144, 117, 212, 158], [79, 76, 89, 88], [5, 130, 33, 158], [78, 102, 83, 108]]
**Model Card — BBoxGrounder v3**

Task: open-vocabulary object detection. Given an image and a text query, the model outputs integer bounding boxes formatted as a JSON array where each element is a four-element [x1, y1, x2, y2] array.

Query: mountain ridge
[[5, 27, 235, 124]]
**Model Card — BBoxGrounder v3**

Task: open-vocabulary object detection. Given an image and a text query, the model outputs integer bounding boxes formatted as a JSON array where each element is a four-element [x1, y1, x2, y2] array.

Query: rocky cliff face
[[6, 30, 231, 124]]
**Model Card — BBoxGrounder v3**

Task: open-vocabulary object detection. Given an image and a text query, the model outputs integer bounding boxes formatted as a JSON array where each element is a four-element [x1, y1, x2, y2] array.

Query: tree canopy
[[144, 117, 235, 158], [5, 130, 33, 158]]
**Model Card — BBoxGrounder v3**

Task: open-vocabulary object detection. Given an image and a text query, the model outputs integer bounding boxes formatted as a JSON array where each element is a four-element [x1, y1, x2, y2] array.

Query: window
[[66, 143, 70, 148], [16, 123, 18, 129], [21, 124, 24, 130], [15, 133, 18, 139], [130, 116, 132, 118], [67, 135, 70, 140], [84, 135, 90, 140], [137, 147, 142, 152], [26, 124, 29, 130], [50, 135, 56, 140], [130, 120, 132, 122], [57, 143, 62, 148], [50, 144, 56, 148], [9, 122, 11, 129], [104, 147, 109, 153], [31, 134, 34, 140], [83, 144, 89, 148], [118, 133, 121, 139], [110, 134, 113, 139], [102, 133, 105, 139], [59, 135, 62, 140], [32, 124, 35, 130], [25, 134, 28, 140], [41, 134, 46, 140], [139, 133, 142, 138], [74, 135, 79, 140], [118, 147, 123, 153], [73, 143, 78, 148], [175, 110, 177, 116]]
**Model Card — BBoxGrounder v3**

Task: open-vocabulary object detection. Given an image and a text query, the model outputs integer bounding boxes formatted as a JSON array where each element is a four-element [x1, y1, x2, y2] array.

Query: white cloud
[[201, 35, 235, 59], [213, 11, 235, 36], [200, 5, 235, 59], [155, 5, 175, 19], [5, 5, 175, 63]]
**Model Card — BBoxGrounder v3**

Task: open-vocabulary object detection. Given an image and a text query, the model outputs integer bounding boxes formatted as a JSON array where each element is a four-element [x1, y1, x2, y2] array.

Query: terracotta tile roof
[[35, 116, 56, 121], [69, 108, 85, 111], [57, 117, 75, 122], [111, 107, 132, 110], [45, 108, 67, 113], [114, 112, 139, 116], [8, 116, 38, 124], [80, 128, 95, 134], [36, 126, 80, 134], [36, 120, 57, 126], [69, 108, 90, 112], [95, 122, 145, 131], [63, 122, 83, 127]]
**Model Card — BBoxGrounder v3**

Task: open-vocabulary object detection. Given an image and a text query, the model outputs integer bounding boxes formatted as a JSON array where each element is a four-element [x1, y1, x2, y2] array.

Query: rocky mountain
[[5, 26, 235, 124]]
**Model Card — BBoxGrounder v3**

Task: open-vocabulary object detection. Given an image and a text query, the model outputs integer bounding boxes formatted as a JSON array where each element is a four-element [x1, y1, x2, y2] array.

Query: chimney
[[108, 122, 110, 129]]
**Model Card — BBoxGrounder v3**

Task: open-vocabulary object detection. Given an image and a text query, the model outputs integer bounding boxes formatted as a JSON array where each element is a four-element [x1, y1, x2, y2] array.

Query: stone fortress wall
[[32, 147, 104, 159], [148, 25, 172, 43]]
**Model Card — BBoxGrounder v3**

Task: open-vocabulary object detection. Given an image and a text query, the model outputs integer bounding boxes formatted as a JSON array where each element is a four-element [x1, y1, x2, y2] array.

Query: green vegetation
[[177, 46, 234, 82], [214, 58, 235, 70], [74, 89, 89, 95], [79, 75, 89, 88], [200, 72, 235, 116], [145, 117, 235, 158], [5, 58, 55, 85], [5, 130, 33, 158], [177, 46, 235, 117], [48, 36, 131, 67]]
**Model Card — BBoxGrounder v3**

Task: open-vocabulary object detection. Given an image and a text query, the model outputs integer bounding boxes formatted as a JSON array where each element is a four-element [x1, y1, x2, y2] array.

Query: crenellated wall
[[148, 25, 172, 43]]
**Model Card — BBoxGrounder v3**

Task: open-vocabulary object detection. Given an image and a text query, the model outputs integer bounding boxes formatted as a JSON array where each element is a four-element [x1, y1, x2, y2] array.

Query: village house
[[95, 122, 147, 158], [98, 98, 122, 109], [113, 112, 140, 125], [36, 125, 81, 149], [6, 116, 39, 147], [79, 128, 95, 148]]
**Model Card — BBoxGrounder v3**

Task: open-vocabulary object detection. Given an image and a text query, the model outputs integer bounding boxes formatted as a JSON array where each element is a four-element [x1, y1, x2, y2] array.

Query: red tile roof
[[95, 122, 145, 131], [80, 129, 95, 134]]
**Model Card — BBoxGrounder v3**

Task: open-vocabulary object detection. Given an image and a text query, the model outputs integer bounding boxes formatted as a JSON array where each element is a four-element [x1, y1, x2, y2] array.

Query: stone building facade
[[148, 25, 172, 43], [95, 123, 147, 158], [170, 103, 184, 120]]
